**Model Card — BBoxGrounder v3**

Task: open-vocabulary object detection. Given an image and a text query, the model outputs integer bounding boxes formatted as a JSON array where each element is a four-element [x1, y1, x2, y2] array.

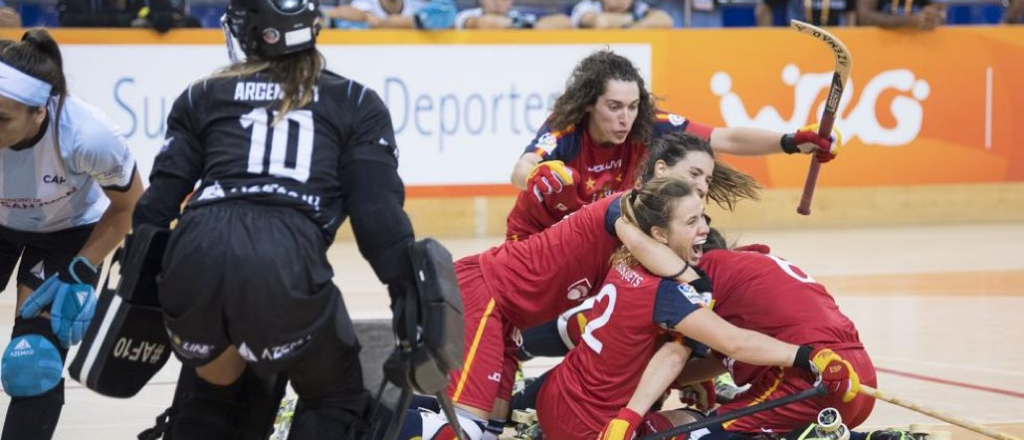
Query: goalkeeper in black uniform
[[131, 0, 420, 437]]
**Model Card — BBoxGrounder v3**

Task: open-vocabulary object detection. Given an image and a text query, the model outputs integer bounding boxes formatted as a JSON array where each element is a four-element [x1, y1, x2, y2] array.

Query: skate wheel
[[817, 408, 843, 432], [512, 409, 537, 424]]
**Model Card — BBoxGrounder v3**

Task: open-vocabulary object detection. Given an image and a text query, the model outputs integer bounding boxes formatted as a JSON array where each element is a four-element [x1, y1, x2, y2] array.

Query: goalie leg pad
[[160, 367, 285, 440], [287, 314, 372, 440]]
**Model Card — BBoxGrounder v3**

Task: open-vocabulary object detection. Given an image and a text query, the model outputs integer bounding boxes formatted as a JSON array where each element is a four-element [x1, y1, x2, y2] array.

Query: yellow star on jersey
[[585, 177, 596, 190], [615, 174, 623, 182]]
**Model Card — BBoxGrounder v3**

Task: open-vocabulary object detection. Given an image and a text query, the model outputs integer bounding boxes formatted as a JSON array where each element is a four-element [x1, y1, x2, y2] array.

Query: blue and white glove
[[20, 256, 99, 348], [414, 0, 457, 30]]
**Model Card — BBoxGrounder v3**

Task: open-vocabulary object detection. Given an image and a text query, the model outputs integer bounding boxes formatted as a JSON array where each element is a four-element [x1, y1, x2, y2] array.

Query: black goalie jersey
[[135, 70, 398, 243]]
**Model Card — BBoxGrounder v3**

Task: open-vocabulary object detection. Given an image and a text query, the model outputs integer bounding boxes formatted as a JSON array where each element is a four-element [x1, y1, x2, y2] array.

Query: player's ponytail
[[612, 177, 697, 266], [636, 132, 762, 211], [0, 28, 69, 144], [212, 48, 324, 126]]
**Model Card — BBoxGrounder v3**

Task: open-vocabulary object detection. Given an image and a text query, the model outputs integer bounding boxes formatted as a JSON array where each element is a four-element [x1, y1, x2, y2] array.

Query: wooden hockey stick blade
[[860, 385, 1023, 440], [638, 384, 828, 440]]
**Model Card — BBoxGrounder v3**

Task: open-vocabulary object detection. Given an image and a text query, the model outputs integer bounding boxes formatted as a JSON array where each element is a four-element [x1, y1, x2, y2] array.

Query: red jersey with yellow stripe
[[698, 247, 863, 386], [537, 263, 708, 439], [478, 194, 622, 329], [505, 110, 713, 242]]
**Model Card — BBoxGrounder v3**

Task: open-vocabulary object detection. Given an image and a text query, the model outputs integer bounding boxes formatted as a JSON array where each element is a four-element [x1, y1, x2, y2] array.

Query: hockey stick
[[790, 20, 852, 216], [638, 384, 827, 440], [860, 385, 1023, 440]]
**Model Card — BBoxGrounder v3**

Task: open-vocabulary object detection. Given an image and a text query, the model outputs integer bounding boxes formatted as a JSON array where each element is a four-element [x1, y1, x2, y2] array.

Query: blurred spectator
[[1005, 0, 1023, 22], [456, 0, 572, 28], [0, 1, 21, 27], [572, 0, 675, 28], [58, 0, 200, 32], [756, 0, 779, 25], [802, 0, 855, 25], [857, 0, 946, 28], [327, 0, 419, 28]]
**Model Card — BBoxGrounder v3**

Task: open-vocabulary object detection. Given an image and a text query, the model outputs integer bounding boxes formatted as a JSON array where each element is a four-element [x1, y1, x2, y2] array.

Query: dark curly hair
[[547, 49, 656, 145]]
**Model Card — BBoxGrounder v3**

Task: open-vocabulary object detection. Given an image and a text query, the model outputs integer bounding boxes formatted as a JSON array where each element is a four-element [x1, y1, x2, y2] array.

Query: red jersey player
[[506, 49, 840, 242], [446, 193, 634, 437], [534, 181, 861, 440], [671, 229, 877, 436]]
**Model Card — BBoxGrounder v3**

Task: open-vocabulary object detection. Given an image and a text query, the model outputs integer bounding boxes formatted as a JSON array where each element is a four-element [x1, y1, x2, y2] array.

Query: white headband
[[0, 61, 53, 107]]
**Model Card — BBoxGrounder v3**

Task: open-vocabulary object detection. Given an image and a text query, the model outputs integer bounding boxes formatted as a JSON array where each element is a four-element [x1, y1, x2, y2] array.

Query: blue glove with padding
[[20, 256, 99, 348]]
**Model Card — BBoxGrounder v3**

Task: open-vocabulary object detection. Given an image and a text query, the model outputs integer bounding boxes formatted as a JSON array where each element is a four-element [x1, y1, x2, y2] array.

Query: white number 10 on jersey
[[240, 109, 315, 183]]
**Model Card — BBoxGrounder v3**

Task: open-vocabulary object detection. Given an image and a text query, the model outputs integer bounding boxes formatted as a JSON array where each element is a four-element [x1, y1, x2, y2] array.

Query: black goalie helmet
[[223, 0, 321, 59]]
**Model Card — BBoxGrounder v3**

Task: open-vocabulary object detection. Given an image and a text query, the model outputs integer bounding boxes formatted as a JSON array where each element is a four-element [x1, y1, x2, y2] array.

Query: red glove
[[526, 160, 576, 203], [598, 408, 643, 440], [677, 380, 717, 411], [797, 346, 861, 403], [542, 167, 582, 214], [786, 124, 843, 164]]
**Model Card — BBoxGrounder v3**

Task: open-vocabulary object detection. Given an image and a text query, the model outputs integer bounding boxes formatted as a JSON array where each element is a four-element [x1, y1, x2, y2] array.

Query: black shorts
[[0, 224, 97, 292], [159, 201, 350, 376]]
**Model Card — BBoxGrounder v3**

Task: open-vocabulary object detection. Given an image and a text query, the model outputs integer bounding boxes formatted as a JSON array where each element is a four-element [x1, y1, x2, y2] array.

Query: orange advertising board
[[653, 27, 1024, 188]]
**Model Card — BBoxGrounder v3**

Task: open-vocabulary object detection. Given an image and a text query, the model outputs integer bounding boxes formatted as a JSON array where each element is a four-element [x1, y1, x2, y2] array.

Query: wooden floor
[[1, 223, 1022, 439]]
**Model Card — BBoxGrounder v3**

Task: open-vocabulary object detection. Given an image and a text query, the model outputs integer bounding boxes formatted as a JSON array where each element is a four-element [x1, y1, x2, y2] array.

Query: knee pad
[[3, 318, 65, 398]]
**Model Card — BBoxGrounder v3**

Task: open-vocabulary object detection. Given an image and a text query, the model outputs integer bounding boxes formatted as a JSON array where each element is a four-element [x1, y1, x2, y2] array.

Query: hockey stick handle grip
[[860, 386, 1023, 440], [797, 72, 840, 216], [639, 385, 828, 440], [797, 157, 821, 216]]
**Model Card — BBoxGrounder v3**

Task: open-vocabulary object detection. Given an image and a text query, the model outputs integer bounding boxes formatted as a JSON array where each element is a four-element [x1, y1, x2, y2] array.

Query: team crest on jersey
[[678, 283, 711, 306], [536, 133, 557, 152], [668, 113, 687, 126], [566, 278, 592, 301]]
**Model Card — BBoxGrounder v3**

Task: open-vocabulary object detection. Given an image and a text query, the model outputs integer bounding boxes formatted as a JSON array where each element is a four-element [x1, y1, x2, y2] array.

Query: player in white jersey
[[0, 28, 142, 440]]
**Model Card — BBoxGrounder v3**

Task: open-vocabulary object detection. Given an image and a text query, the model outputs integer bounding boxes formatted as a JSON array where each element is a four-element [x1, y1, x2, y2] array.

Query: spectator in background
[[58, 0, 200, 32], [857, 0, 945, 28], [456, 0, 572, 29], [0, 1, 21, 27], [756, 0, 855, 26], [326, 0, 456, 28], [1005, 0, 1023, 23], [327, 0, 424, 28], [572, 0, 674, 28]]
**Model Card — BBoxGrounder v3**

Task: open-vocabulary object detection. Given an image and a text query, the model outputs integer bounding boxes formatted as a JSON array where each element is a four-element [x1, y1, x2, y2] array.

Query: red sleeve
[[683, 120, 714, 140]]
